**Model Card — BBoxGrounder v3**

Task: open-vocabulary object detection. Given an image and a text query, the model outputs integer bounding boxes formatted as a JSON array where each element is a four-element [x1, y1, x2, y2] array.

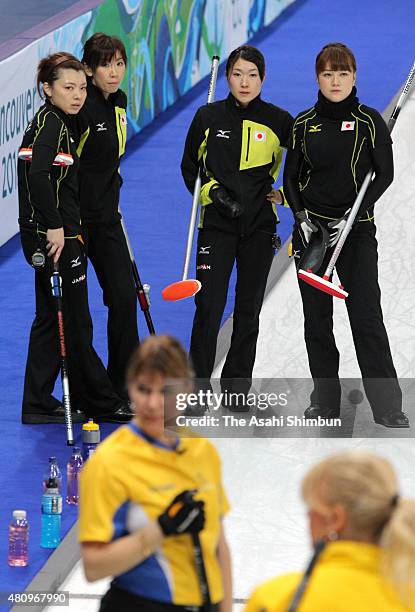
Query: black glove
[[158, 490, 205, 536], [295, 210, 318, 244], [210, 186, 244, 219]]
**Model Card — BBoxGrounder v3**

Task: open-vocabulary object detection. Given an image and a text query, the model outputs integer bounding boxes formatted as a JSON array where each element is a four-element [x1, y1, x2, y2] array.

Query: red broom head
[[162, 279, 201, 301]]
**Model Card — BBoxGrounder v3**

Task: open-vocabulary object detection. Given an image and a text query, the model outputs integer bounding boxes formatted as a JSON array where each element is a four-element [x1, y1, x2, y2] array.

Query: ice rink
[[44, 78, 415, 612]]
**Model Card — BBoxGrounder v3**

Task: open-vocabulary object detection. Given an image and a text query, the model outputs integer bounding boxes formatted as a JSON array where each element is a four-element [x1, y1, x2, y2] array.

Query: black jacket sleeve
[[74, 104, 90, 151], [279, 109, 295, 149], [357, 110, 394, 218], [180, 108, 205, 194], [283, 118, 305, 215], [28, 111, 64, 230]]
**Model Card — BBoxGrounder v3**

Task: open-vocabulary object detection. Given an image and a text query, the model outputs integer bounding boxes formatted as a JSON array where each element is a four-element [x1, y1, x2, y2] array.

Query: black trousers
[[84, 221, 139, 399], [292, 221, 402, 416], [190, 227, 275, 393], [99, 585, 219, 612], [20, 230, 121, 417], [100, 586, 219, 612]]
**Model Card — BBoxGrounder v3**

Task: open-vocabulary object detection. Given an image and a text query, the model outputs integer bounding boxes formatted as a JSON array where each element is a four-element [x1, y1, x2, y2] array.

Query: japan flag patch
[[254, 130, 266, 141], [341, 121, 355, 131]]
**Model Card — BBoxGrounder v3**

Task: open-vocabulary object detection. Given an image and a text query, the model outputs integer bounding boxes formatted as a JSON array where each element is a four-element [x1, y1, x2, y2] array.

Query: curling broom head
[[298, 270, 348, 299], [162, 279, 201, 301]]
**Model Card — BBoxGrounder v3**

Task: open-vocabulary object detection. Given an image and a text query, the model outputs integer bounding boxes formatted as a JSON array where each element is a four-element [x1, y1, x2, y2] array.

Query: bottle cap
[[49, 456, 57, 463], [82, 419, 99, 431], [73, 447, 82, 455], [46, 477, 58, 489], [13, 510, 27, 520]]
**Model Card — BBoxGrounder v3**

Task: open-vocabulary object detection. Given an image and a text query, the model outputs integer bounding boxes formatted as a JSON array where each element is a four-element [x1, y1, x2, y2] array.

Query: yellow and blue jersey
[[79, 422, 229, 606], [245, 541, 415, 612]]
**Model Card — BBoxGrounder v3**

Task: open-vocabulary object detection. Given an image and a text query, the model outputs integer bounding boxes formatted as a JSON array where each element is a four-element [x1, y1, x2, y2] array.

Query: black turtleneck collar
[[315, 86, 359, 120], [87, 76, 124, 107], [87, 77, 109, 101], [226, 92, 262, 115], [44, 98, 75, 129]]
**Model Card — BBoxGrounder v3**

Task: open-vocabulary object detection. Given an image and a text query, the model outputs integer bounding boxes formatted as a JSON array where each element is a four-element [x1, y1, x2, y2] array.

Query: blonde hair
[[302, 450, 415, 605], [126, 334, 192, 382]]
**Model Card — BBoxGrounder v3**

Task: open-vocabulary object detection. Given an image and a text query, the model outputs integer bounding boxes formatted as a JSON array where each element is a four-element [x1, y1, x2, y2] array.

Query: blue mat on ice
[[0, 0, 414, 603]]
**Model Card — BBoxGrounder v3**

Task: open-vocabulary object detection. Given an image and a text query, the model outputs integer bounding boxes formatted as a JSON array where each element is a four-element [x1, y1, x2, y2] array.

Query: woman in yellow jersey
[[245, 450, 415, 612], [79, 335, 232, 611]]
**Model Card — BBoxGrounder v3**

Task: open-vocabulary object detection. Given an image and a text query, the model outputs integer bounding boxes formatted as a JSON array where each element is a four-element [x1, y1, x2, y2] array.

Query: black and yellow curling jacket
[[181, 93, 293, 234], [18, 100, 81, 238], [284, 87, 393, 223], [75, 79, 127, 225]]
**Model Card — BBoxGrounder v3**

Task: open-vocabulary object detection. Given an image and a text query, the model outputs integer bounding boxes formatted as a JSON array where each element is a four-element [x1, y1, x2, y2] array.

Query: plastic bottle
[[40, 478, 62, 548], [43, 457, 62, 493], [66, 447, 83, 505], [82, 419, 100, 461], [8, 510, 29, 566]]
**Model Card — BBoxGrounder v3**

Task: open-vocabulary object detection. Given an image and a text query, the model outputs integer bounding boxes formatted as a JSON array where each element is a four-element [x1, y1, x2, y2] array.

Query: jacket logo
[[197, 264, 211, 270], [341, 121, 355, 131], [199, 245, 211, 255], [253, 130, 266, 141], [72, 274, 86, 284], [70, 256, 81, 268], [216, 129, 230, 139], [120, 115, 127, 126], [308, 124, 322, 133], [96, 122, 107, 132]]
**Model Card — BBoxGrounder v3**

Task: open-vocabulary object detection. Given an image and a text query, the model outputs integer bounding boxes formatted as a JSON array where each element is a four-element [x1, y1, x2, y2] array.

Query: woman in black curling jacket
[[18, 52, 131, 424], [283, 42, 409, 428], [181, 45, 293, 406], [76, 33, 138, 403]]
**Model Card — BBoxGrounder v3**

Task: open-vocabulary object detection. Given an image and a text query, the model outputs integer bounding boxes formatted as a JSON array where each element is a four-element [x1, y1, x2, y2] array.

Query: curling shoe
[[374, 411, 410, 428], [22, 406, 85, 424], [94, 402, 134, 423], [304, 404, 340, 419]]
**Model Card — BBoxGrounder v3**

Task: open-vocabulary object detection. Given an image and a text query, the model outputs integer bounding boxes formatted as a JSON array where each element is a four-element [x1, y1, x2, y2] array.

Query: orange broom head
[[298, 269, 348, 299], [162, 279, 201, 301]]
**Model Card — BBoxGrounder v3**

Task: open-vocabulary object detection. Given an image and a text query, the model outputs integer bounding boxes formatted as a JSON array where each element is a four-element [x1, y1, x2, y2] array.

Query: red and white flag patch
[[254, 130, 266, 141], [120, 114, 127, 126], [341, 121, 355, 131]]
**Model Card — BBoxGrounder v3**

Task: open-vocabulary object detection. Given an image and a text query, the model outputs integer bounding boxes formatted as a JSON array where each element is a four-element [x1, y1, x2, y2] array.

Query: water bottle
[[41, 478, 62, 548], [82, 419, 100, 461], [8, 510, 29, 566], [43, 457, 62, 493], [66, 447, 83, 505]]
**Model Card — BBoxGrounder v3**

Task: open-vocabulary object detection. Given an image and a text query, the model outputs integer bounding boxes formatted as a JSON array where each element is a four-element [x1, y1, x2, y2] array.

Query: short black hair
[[226, 45, 265, 81], [82, 33, 127, 72]]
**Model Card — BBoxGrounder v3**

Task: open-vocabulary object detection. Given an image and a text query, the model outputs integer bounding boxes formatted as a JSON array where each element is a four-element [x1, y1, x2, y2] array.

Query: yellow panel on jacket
[[79, 423, 229, 607], [245, 541, 414, 612]]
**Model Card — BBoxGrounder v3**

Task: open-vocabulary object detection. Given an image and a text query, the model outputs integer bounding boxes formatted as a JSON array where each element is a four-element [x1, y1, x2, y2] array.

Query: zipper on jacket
[[245, 126, 251, 161]]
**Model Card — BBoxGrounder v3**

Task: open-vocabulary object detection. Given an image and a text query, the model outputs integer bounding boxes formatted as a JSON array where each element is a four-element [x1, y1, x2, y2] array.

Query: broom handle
[[324, 58, 415, 279], [182, 55, 220, 281]]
